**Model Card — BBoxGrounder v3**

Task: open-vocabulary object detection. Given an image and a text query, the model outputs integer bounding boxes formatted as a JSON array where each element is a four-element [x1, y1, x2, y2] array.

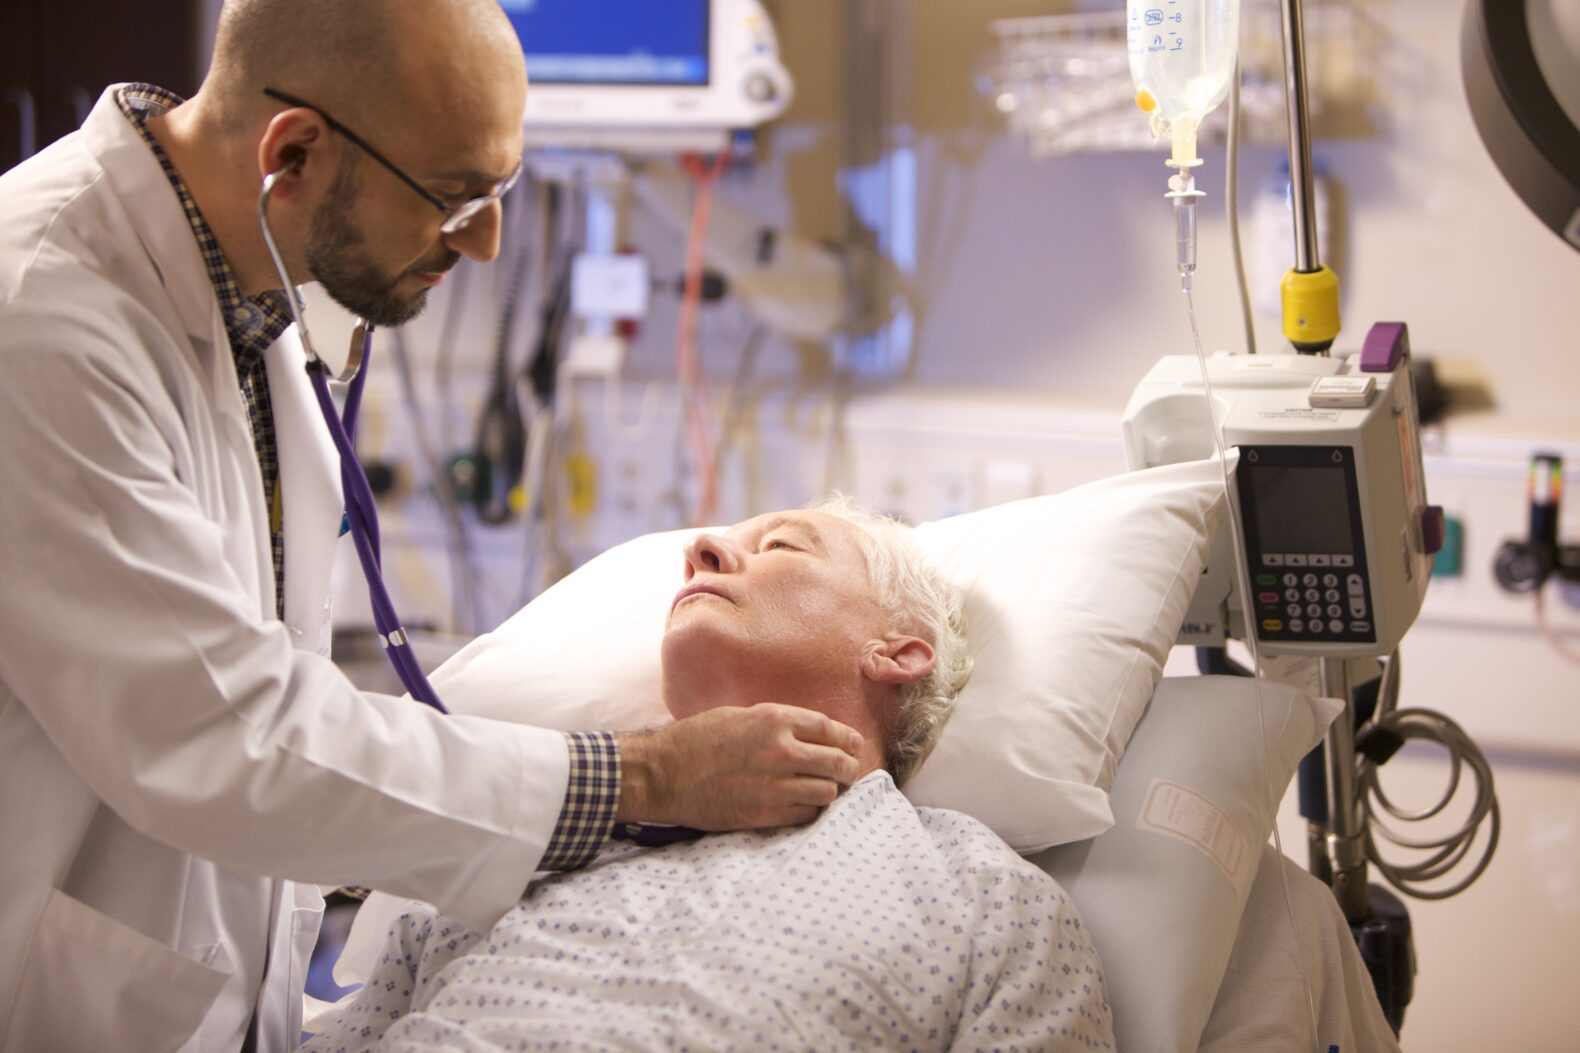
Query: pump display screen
[[1238, 445, 1375, 648], [1247, 465, 1354, 556], [503, 0, 711, 86]]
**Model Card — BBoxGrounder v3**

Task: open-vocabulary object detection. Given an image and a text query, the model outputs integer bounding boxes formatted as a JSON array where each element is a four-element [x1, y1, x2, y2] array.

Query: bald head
[[207, 0, 526, 142]]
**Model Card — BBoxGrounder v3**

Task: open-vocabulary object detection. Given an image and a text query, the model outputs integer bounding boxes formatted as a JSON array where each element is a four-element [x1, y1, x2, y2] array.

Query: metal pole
[[1319, 656, 1370, 921], [1279, 0, 1322, 274]]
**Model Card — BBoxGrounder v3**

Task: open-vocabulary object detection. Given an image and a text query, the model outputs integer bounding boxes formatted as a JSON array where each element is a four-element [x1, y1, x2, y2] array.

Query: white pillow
[[426, 457, 1229, 851], [1028, 675, 1342, 1053], [905, 456, 1230, 846]]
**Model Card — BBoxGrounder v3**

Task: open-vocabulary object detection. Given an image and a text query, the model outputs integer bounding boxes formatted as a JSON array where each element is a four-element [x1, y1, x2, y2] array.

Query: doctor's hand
[[615, 704, 865, 831]]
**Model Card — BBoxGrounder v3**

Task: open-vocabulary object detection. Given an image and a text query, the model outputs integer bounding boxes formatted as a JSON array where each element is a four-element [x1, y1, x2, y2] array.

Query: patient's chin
[[660, 622, 752, 718]]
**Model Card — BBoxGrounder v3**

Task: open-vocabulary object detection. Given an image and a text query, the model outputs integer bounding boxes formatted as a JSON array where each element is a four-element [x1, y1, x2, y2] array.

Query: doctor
[[0, 1, 864, 1050]]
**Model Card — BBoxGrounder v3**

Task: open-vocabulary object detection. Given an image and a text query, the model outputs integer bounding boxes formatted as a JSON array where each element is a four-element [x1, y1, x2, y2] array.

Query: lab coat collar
[[80, 86, 231, 359]]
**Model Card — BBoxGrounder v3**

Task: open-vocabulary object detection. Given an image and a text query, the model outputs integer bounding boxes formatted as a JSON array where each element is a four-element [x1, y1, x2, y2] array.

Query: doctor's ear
[[257, 109, 328, 191], [860, 636, 937, 687]]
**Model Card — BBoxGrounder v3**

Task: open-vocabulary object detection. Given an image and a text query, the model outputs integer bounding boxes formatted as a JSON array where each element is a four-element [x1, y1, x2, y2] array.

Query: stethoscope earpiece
[[255, 171, 363, 383]]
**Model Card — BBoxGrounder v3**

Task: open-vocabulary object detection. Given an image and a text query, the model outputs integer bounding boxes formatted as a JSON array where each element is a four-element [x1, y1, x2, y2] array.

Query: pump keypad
[[1253, 557, 1374, 644]]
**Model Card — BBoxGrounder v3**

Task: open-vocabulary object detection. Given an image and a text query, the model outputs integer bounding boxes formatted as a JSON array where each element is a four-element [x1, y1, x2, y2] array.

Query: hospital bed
[[315, 456, 1403, 1052]]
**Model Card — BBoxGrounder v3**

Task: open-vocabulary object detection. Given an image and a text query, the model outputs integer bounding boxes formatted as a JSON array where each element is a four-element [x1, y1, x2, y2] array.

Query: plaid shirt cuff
[[538, 731, 621, 871]]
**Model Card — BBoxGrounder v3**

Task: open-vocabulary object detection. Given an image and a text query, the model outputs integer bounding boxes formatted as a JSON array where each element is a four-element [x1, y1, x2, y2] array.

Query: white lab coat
[[0, 87, 573, 1053]]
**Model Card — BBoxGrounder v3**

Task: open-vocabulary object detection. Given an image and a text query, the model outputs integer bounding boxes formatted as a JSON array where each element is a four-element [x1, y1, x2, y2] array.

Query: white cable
[[709, 323, 767, 493], [1182, 284, 1321, 1051], [1225, 58, 1257, 356], [600, 372, 664, 441], [515, 391, 557, 605]]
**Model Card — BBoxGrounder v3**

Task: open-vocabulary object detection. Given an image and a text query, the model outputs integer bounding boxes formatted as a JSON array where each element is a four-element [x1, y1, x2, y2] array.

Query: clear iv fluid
[[1127, 0, 1240, 148]]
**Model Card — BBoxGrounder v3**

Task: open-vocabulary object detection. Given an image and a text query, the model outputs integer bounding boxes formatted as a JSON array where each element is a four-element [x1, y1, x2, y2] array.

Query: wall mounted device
[[1493, 453, 1580, 594]]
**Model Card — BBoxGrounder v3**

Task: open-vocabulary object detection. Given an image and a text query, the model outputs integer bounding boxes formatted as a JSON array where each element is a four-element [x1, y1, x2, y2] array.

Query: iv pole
[[1277, 0, 1372, 925], [1277, 0, 1342, 357]]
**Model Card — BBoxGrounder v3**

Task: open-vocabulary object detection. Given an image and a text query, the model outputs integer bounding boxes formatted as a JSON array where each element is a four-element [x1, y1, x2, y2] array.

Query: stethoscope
[[257, 165, 448, 713]]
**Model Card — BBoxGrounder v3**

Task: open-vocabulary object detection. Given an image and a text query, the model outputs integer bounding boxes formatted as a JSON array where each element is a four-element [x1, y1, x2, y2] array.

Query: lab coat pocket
[[3, 887, 232, 1053]]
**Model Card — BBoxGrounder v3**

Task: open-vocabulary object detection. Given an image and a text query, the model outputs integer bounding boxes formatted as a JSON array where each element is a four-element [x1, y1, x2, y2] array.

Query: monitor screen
[[502, 0, 711, 87]]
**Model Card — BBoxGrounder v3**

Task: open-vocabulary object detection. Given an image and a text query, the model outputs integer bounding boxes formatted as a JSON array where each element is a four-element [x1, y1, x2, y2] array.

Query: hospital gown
[[304, 772, 1115, 1052]]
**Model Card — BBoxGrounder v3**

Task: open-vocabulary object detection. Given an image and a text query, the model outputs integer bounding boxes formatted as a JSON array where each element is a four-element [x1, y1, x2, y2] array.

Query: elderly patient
[[304, 499, 1115, 1052]]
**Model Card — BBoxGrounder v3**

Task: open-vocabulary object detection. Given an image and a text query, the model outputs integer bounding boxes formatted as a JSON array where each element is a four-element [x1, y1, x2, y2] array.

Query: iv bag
[[1127, 0, 1240, 158]]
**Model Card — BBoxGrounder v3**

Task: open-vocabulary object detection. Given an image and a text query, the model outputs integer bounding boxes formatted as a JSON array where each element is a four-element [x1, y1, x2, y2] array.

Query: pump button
[[1310, 375, 1376, 408], [1422, 505, 1447, 555]]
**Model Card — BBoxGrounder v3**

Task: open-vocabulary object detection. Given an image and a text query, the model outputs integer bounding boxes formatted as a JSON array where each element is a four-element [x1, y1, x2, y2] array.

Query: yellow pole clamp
[[1280, 265, 1341, 352]]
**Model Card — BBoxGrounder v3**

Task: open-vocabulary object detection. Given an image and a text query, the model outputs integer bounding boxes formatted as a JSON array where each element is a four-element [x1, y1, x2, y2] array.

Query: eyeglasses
[[262, 87, 521, 235]]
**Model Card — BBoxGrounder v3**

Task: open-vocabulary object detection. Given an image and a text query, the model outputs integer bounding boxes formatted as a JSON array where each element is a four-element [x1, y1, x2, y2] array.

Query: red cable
[[676, 152, 729, 525]]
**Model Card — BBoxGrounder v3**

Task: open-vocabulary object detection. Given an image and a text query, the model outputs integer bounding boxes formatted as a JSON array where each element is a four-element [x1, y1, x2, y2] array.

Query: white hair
[[808, 495, 973, 787]]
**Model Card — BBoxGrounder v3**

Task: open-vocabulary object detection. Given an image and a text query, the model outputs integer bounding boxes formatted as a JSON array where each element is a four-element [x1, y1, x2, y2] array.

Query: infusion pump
[[1123, 323, 1445, 658]]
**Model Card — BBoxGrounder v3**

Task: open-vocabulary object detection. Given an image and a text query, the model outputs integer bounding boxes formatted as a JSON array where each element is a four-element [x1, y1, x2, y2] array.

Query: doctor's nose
[[442, 201, 503, 263], [682, 533, 741, 579]]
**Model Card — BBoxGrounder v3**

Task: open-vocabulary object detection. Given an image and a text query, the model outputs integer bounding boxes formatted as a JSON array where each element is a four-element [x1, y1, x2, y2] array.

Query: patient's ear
[[860, 635, 936, 686]]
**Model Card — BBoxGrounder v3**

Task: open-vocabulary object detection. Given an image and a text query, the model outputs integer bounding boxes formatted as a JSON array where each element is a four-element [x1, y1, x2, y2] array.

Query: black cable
[[525, 255, 575, 410], [472, 184, 546, 525], [1195, 645, 1253, 676]]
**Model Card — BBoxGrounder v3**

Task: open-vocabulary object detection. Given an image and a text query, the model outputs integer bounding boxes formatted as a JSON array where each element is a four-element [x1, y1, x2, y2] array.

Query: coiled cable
[[1357, 652, 1501, 900]]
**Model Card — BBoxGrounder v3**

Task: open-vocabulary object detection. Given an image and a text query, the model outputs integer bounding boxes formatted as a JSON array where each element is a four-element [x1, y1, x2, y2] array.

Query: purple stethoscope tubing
[[258, 168, 448, 713], [307, 332, 449, 713]]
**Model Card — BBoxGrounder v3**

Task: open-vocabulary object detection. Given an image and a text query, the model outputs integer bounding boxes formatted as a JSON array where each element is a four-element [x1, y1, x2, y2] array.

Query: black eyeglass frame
[[262, 87, 521, 234]]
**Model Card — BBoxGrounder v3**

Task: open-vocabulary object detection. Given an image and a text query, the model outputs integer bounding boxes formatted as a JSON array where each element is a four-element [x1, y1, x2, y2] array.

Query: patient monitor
[[505, 0, 793, 153], [1123, 323, 1444, 659]]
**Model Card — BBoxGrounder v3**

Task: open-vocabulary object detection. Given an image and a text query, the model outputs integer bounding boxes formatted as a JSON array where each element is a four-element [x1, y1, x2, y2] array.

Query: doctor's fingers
[[778, 739, 862, 786], [758, 702, 864, 758], [783, 774, 843, 809], [752, 777, 841, 828]]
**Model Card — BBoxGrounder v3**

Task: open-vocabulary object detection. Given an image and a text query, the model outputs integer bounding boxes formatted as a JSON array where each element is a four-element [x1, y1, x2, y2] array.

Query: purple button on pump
[[1361, 321, 1409, 373], [1422, 505, 1446, 555]]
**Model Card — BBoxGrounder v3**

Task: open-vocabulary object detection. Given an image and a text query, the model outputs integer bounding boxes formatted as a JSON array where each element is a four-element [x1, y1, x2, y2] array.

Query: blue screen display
[[501, 0, 710, 87]]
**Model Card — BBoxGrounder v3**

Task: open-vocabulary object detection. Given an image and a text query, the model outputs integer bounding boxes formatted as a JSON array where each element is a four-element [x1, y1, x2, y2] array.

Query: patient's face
[[662, 511, 889, 718]]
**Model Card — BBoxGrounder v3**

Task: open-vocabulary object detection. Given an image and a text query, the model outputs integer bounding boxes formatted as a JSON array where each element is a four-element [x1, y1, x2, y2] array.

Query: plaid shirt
[[116, 85, 617, 873]]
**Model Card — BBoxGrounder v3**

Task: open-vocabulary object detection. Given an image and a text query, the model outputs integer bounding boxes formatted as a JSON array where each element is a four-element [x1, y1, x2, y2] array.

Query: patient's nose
[[683, 533, 739, 578]]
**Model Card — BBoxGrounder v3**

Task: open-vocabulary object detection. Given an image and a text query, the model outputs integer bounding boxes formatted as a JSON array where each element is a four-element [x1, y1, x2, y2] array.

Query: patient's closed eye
[[761, 537, 797, 552]]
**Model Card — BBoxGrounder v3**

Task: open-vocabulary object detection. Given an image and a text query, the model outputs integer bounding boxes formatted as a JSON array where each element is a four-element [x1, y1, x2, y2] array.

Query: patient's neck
[[663, 664, 889, 781]]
